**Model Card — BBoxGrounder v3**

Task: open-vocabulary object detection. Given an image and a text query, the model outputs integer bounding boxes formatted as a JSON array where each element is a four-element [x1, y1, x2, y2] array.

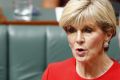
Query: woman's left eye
[[83, 27, 93, 33]]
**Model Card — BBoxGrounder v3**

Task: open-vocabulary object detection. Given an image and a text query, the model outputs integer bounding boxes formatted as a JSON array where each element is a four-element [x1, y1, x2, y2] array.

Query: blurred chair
[[7, 25, 120, 80], [0, 24, 119, 80], [8, 25, 72, 80], [0, 25, 7, 80]]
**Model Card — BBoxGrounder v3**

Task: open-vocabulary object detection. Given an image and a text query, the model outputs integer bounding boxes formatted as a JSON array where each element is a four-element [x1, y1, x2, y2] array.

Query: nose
[[76, 31, 85, 44]]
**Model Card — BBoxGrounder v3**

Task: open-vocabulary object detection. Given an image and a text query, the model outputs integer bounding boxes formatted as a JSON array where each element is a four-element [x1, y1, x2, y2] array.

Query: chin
[[75, 56, 89, 63]]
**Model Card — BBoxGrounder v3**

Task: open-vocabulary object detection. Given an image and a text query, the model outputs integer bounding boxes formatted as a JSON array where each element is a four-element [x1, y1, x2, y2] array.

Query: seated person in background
[[0, 7, 6, 22], [42, 0, 120, 24], [42, 0, 120, 80], [42, 0, 120, 9], [42, 0, 68, 8], [42, 0, 59, 8]]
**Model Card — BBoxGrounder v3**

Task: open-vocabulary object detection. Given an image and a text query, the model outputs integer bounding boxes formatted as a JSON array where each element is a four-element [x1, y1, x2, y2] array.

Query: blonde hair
[[59, 0, 117, 37]]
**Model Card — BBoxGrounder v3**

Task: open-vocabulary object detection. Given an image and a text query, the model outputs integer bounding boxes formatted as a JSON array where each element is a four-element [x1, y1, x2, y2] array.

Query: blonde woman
[[42, 0, 120, 80]]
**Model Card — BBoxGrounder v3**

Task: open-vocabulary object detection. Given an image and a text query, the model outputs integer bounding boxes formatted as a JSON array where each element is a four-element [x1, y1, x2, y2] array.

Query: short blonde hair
[[59, 0, 117, 37]]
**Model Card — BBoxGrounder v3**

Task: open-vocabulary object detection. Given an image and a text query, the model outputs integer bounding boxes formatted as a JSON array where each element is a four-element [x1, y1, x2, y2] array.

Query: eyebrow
[[64, 25, 75, 28], [64, 23, 97, 29]]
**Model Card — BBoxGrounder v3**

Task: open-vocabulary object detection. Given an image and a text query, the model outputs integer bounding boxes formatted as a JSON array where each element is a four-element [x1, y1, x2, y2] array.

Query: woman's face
[[64, 21, 109, 62]]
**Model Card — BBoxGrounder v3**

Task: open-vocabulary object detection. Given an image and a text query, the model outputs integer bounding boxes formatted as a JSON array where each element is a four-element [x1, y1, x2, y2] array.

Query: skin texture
[[65, 21, 107, 62], [64, 21, 113, 79]]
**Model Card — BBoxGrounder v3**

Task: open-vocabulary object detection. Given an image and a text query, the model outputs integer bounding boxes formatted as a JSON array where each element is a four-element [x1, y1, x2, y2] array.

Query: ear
[[105, 30, 113, 42]]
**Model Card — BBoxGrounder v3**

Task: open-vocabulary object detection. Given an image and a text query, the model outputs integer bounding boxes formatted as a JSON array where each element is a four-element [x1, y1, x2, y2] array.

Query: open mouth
[[76, 48, 85, 52], [75, 48, 86, 56]]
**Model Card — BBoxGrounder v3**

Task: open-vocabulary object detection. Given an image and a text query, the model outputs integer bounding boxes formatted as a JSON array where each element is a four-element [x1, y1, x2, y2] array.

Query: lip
[[75, 48, 87, 57]]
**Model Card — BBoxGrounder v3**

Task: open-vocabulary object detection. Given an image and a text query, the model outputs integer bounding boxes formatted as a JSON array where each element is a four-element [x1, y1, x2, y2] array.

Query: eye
[[64, 26, 77, 33], [83, 27, 93, 33]]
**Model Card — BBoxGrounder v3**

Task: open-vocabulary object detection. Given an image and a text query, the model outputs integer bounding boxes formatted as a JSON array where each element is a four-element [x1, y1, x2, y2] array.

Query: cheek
[[67, 35, 76, 48], [88, 34, 104, 50]]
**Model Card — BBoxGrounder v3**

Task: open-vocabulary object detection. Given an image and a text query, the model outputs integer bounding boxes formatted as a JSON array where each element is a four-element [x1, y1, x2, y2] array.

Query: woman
[[42, 0, 120, 80]]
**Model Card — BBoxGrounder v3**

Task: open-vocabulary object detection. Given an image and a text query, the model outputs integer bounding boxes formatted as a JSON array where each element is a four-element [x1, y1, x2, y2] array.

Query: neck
[[76, 53, 113, 79]]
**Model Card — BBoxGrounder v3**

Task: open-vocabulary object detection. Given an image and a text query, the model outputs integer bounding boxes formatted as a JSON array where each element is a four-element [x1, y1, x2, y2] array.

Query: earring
[[104, 41, 109, 48]]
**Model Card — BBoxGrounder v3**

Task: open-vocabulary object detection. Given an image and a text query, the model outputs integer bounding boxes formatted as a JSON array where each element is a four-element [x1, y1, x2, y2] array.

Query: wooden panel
[[0, 20, 59, 25]]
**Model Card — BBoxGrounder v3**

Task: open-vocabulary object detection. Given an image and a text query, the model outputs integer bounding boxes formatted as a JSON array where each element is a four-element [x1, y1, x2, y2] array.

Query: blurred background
[[0, 0, 120, 80]]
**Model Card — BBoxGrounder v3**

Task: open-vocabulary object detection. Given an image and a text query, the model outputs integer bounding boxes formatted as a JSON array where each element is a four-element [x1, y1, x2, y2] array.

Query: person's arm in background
[[42, 0, 60, 8]]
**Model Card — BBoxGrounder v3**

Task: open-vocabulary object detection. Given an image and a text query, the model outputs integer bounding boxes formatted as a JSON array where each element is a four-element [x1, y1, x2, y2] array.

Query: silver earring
[[104, 42, 109, 48]]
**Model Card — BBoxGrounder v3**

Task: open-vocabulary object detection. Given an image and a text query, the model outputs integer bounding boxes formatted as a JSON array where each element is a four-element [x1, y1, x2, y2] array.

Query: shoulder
[[114, 60, 120, 68], [109, 61, 120, 79], [111, 60, 120, 73], [46, 57, 76, 74], [42, 58, 76, 80], [48, 58, 75, 69], [46, 58, 76, 78]]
